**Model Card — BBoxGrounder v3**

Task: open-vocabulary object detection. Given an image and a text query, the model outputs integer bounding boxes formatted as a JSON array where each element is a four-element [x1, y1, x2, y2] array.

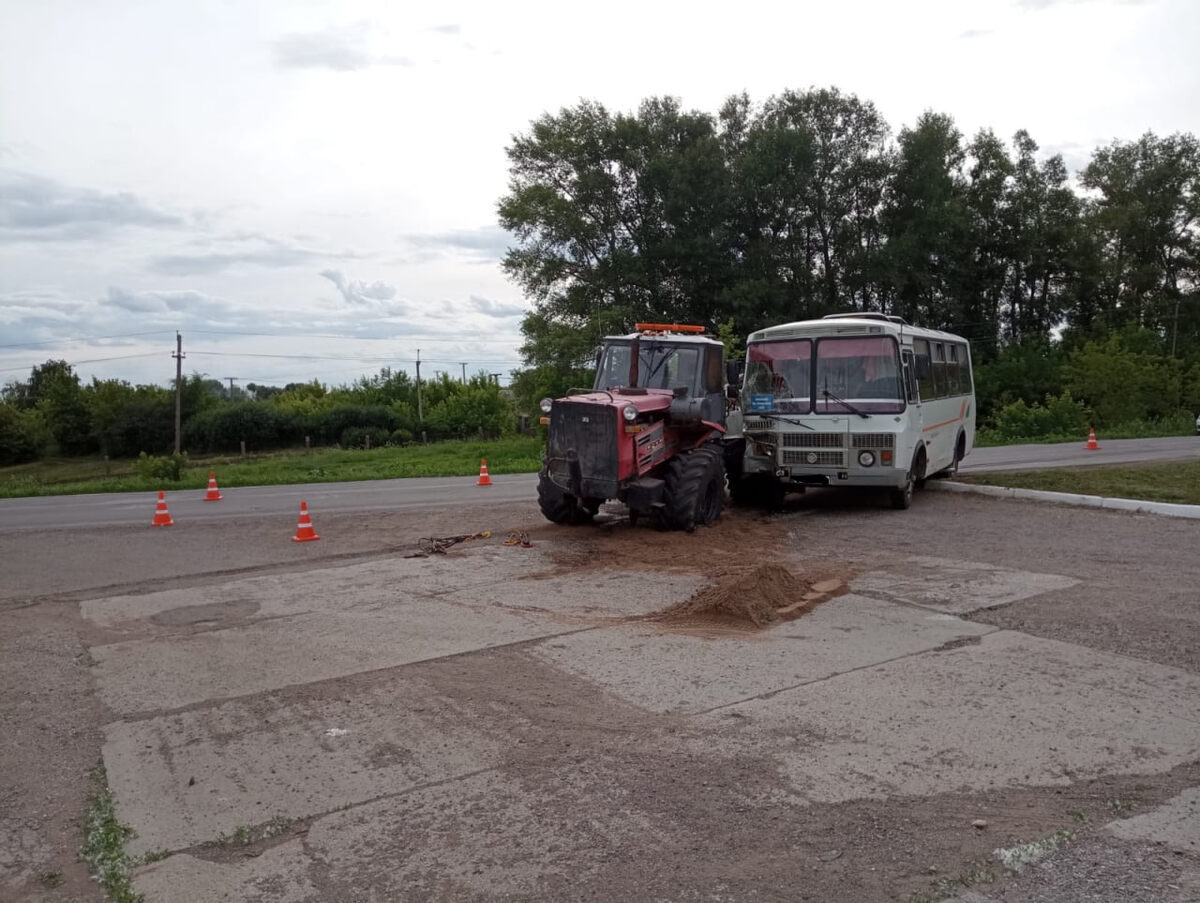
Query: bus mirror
[[726, 383, 739, 400], [726, 360, 744, 385]]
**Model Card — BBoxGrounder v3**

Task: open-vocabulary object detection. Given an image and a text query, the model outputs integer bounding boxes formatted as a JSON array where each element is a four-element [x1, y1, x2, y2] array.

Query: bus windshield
[[814, 336, 904, 414], [745, 340, 812, 413]]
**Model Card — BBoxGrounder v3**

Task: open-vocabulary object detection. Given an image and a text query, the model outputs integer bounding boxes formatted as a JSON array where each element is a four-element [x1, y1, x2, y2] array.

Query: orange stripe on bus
[[922, 416, 961, 432]]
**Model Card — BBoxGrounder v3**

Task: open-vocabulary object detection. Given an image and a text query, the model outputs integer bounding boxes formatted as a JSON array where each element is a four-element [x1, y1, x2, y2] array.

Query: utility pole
[[172, 332, 184, 455], [460, 362, 467, 384], [224, 377, 239, 398], [415, 349, 423, 424]]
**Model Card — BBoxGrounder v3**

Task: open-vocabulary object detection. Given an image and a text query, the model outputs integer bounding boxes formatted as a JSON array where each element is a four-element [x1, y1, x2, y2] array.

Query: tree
[[5, 360, 95, 455], [500, 97, 733, 372], [883, 111, 968, 328], [1075, 132, 1200, 355]]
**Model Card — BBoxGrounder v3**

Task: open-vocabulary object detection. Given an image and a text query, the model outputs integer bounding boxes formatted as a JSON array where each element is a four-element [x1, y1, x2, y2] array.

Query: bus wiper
[[823, 380, 870, 419]]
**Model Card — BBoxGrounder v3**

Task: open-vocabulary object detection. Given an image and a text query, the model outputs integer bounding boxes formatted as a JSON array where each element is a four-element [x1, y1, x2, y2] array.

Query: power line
[[0, 330, 175, 350], [0, 352, 166, 374], [188, 329, 521, 345]]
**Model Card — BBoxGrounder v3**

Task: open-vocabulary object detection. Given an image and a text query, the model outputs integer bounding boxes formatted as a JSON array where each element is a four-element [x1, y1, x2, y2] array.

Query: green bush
[[984, 391, 1091, 442], [0, 403, 46, 465], [134, 451, 188, 482], [184, 402, 304, 453], [314, 405, 397, 445], [339, 426, 392, 449], [389, 428, 414, 445]]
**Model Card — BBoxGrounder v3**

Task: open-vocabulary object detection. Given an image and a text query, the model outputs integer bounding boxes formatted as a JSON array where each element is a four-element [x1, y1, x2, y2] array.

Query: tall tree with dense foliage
[[1074, 132, 1200, 355]]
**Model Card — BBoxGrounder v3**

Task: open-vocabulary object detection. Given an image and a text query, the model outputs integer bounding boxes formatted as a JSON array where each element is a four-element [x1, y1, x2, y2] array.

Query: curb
[[926, 479, 1200, 520]]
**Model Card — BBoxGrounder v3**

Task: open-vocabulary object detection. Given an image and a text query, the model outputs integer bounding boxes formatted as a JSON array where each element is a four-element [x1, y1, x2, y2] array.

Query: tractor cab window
[[595, 343, 633, 388], [640, 343, 699, 392], [594, 340, 704, 395]]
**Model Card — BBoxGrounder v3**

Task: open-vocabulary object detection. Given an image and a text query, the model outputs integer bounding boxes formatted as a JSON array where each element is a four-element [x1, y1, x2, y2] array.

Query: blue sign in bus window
[[749, 394, 775, 412]]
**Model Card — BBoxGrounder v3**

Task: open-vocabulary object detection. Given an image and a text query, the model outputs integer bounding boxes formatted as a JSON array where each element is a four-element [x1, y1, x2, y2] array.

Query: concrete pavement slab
[[81, 547, 616, 631], [131, 838, 318, 903], [710, 630, 1200, 803], [104, 675, 504, 854], [531, 593, 994, 714], [301, 769, 654, 901], [851, 555, 1080, 614], [1107, 787, 1200, 855], [88, 554, 704, 715]]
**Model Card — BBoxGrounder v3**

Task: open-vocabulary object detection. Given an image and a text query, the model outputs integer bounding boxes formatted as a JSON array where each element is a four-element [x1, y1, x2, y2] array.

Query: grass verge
[[81, 767, 143, 903], [961, 459, 1200, 505], [0, 436, 545, 499]]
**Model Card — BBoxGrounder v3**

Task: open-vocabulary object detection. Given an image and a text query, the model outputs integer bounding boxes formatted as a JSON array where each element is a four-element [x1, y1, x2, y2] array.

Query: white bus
[[733, 313, 975, 509]]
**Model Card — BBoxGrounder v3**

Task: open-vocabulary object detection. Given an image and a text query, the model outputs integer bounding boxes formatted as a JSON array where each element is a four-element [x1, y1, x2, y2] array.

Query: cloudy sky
[[2, 0, 1197, 390]]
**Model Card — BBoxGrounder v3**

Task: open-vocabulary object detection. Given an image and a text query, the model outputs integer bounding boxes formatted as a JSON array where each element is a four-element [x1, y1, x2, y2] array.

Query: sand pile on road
[[655, 564, 845, 628]]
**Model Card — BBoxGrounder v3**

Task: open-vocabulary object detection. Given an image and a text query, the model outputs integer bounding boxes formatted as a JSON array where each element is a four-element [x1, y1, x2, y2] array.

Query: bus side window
[[947, 343, 961, 395], [959, 343, 974, 393], [913, 339, 934, 401], [933, 343, 948, 398], [902, 349, 918, 402]]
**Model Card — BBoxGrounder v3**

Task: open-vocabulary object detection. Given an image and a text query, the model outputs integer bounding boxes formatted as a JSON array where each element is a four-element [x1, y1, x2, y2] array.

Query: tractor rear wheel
[[537, 469, 590, 525], [664, 445, 725, 532]]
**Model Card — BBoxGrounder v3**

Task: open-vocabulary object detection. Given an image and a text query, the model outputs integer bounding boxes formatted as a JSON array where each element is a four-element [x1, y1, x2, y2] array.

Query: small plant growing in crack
[[995, 828, 1075, 874], [204, 816, 293, 849], [80, 766, 143, 903]]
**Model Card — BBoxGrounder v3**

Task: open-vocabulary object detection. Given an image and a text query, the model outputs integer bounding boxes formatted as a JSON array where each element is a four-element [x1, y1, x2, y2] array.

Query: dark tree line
[[499, 88, 1200, 376]]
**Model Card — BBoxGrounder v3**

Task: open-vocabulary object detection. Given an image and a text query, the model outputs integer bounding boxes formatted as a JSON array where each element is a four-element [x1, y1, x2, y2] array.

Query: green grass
[[0, 436, 544, 498], [962, 459, 1200, 505], [80, 767, 143, 903]]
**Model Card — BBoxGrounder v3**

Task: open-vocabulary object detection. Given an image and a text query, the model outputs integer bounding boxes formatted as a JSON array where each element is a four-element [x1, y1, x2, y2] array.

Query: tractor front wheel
[[537, 469, 591, 525], [664, 446, 725, 532]]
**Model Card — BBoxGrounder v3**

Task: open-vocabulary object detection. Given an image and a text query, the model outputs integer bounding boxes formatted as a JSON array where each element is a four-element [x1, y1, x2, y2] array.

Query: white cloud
[[0, 169, 182, 241], [271, 23, 412, 71]]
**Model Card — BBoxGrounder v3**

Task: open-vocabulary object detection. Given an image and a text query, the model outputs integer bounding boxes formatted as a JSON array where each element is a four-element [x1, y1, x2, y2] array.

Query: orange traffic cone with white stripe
[[1084, 427, 1100, 450], [476, 458, 492, 486], [292, 500, 320, 542], [204, 472, 223, 501], [151, 491, 174, 527]]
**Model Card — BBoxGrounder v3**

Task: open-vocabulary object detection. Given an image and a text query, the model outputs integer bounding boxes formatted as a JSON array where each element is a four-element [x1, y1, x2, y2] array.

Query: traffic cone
[[203, 472, 223, 501], [151, 491, 174, 527], [1084, 427, 1100, 450], [292, 500, 320, 542], [476, 459, 492, 487]]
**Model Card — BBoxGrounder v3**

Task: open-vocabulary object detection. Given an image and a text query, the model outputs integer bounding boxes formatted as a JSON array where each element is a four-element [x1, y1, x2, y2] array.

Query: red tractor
[[537, 324, 731, 531]]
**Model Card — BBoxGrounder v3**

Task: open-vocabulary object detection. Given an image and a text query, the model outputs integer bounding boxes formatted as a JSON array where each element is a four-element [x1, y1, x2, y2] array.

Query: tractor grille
[[547, 401, 619, 487], [781, 432, 844, 448], [782, 449, 846, 467], [852, 432, 895, 449]]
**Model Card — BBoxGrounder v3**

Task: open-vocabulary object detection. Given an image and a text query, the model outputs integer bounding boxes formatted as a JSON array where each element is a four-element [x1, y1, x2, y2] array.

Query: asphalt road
[[1, 435, 1196, 532], [960, 434, 1200, 473]]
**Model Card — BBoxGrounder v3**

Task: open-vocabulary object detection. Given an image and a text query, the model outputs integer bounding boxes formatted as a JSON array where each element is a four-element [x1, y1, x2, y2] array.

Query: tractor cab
[[591, 324, 727, 429]]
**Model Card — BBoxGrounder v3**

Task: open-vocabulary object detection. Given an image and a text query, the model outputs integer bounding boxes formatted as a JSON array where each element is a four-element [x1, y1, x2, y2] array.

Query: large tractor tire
[[537, 469, 591, 525], [663, 445, 725, 532]]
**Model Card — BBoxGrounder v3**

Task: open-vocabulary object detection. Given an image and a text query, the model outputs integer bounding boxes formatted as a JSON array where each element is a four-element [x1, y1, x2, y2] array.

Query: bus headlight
[[858, 450, 876, 467], [622, 404, 638, 423], [539, 397, 553, 414]]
